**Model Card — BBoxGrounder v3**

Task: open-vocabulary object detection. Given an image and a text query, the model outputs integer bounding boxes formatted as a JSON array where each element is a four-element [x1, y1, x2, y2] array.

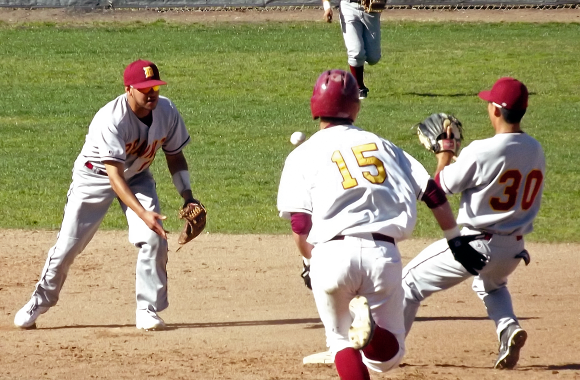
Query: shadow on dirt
[[37, 317, 324, 330], [525, 364, 580, 370], [415, 316, 539, 322]]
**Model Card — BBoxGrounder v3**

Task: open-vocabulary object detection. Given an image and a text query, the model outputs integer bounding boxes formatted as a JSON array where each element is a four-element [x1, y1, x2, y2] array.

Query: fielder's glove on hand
[[448, 234, 488, 275], [301, 261, 312, 290], [177, 199, 207, 250], [416, 113, 464, 156], [362, 0, 387, 13]]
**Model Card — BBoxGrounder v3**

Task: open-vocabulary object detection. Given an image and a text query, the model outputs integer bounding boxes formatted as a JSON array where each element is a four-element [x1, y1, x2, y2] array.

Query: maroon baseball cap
[[123, 59, 167, 89], [478, 77, 528, 110]]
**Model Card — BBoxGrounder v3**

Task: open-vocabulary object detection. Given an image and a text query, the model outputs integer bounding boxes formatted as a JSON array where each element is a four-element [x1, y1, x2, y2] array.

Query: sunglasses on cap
[[131, 85, 160, 93]]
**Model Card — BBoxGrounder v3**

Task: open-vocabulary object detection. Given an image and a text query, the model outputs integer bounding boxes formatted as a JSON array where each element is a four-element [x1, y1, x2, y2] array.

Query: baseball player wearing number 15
[[14, 59, 198, 331], [402, 77, 545, 369], [278, 69, 486, 379]]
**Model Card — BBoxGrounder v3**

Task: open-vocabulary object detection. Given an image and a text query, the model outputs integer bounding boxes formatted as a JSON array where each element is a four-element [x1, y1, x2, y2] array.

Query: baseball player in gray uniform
[[14, 59, 198, 331], [402, 77, 545, 369], [278, 69, 486, 379], [322, 0, 384, 99]]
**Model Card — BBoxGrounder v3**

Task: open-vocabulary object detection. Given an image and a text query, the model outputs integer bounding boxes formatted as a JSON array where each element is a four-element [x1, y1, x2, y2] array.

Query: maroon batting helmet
[[310, 69, 360, 122]]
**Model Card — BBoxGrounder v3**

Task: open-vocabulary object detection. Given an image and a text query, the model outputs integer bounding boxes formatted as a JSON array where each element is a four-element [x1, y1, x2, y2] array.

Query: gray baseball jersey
[[402, 131, 545, 338], [28, 94, 190, 313], [439, 133, 544, 236]]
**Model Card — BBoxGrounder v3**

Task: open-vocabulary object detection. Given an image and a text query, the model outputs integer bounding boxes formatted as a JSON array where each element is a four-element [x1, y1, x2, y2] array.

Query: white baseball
[[290, 131, 306, 146]]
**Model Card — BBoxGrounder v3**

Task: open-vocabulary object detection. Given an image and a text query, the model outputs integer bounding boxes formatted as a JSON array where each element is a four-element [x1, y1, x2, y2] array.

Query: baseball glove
[[448, 234, 488, 275], [177, 201, 207, 248], [415, 113, 464, 156], [362, 0, 387, 13]]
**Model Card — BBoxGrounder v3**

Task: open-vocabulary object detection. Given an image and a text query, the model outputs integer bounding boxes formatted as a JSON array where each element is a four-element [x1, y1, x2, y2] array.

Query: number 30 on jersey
[[490, 169, 543, 211]]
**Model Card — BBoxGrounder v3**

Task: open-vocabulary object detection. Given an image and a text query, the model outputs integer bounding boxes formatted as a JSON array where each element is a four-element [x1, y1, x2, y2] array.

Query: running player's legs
[[33, 169, 115, 307], [311, 237, 405, 372], [401, 238, 472, 335], [123, 170, 169, 312], [340, 2, 367, 67], [361, 12, 381, 65], [310, 240, 357, 354], [359, 242, 405, 372]]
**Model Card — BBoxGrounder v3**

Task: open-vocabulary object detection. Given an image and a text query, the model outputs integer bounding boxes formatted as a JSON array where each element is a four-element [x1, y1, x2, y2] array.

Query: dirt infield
[[1, 7, 580, 24], [1, 230, 579, 379]]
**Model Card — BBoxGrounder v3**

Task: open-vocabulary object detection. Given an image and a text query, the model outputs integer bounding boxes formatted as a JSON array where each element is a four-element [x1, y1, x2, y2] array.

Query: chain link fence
[[2, 0, 579, 11]]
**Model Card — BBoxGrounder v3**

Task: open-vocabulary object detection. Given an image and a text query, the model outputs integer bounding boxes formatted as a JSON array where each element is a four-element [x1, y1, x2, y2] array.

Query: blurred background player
[[402, 77, 545, 369], [277, 69, 486, 379], [14, 59, 200, 331], [322, 0, 386, 99]]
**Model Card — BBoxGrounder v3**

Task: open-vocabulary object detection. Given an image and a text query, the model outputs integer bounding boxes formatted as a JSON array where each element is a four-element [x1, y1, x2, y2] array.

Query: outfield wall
[[1, 0, 579, 9]]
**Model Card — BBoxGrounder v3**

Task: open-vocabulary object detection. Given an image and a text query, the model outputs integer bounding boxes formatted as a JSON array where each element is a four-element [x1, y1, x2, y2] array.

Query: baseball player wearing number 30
[[14, 60, 197, 331], [402, 77, 545, 369], [278, 69, 486, 380]]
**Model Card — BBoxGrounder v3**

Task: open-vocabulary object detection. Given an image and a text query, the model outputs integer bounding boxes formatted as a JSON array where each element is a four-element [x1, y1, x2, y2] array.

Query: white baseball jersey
[[76, 94, 190, 178], [438, 132, 545, 236], [277, 124, 430, 244]]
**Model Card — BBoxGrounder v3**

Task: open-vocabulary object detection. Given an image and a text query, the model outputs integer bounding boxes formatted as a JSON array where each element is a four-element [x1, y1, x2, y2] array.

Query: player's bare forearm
[[434, 151, 454, 176], [292, 232, 313, 259], [430, 201, 458, 233], [104, 161, 167, 239]]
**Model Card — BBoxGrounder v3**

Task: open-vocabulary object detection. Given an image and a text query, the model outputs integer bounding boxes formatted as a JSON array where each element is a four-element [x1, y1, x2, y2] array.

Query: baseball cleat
[[14, 299, 49, 329], [358, 87, 369, 100], [136, 309, 166, 331], [494, 324, 527, 369], [348, 296, 375, 350]]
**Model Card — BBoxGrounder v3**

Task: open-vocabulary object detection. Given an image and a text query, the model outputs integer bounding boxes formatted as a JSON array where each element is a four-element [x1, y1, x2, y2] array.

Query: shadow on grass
[[405, 91, 537, 98], [404, 92, 477, 97]]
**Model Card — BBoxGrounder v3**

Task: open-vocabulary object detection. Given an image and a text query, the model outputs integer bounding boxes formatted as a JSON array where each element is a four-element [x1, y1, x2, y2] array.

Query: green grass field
[[0, 20, 578, 242]]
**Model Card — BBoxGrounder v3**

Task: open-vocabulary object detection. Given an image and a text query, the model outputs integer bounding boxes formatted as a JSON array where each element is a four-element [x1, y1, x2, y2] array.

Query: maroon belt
[[331, 233, 395, 245], [85, 162, 108, 176]]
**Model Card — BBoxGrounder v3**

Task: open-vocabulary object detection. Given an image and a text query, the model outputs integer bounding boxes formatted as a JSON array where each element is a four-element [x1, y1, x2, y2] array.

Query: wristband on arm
[[422, 179, 448, 209], [172, 170, 192, 195]]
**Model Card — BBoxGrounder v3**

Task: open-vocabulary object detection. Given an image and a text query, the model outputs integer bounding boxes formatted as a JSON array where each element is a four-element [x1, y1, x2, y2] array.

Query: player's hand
[[324, 8, 333, 23], [301, 262, 312, 290], [142, 210, 168, 239], [448, 234, 488, 275]]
